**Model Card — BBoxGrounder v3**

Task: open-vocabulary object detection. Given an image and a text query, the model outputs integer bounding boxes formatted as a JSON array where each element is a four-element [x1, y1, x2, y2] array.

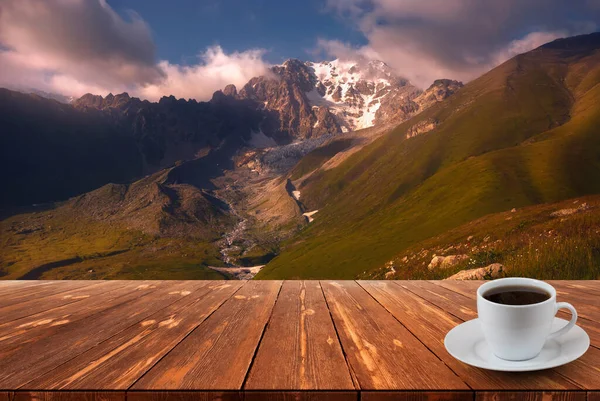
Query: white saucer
[[444, 318, 590, 372]]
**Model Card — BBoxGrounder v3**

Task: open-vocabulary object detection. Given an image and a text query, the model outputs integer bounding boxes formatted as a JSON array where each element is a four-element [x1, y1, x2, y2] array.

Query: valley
[[2, 33, 600, 280]]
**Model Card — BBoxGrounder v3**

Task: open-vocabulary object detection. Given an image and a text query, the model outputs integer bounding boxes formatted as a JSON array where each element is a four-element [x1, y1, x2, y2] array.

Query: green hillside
[[364, 194, 600, 280], [258, 33, 600, 279], [0, 168, 232, 280]]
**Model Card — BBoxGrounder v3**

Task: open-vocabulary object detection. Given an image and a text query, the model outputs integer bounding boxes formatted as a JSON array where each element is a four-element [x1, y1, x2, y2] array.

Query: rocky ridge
[[230, 58, 462, 142]]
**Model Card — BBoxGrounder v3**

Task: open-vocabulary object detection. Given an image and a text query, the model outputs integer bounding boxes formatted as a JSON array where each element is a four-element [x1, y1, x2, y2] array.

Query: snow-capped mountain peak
[[304, 59, 418, 131], [236, 57, 462, 142]]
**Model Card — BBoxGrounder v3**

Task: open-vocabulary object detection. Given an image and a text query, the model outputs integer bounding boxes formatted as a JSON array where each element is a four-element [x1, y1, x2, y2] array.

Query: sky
[[0, 0, 599, 101]]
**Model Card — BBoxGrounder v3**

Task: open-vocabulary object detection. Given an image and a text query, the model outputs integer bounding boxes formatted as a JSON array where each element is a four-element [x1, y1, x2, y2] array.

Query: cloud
[[0, 0, 270, 100], [0, 0, 162, 92], [140, 46, 271, 102], [323, 0, 600, 87]]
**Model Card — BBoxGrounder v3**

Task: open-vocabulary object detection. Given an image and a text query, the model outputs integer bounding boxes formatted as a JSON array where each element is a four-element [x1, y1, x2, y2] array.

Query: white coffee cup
[[477, 277, 577, 361]]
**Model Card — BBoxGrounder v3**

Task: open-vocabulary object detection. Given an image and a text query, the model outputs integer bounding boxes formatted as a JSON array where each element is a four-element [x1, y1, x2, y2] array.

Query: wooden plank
[[24, 282, 243, 390], [400, 282, 600, 390], [588, 392, 600, 401], [244, 392, 357, 401], [551, 283, 600, 323], [127, 392, 243, 401], [0, 281, 199, 388], [551, 281, 600, 296], [398, 281, 477, 321], [320, 281, 468, 391], [361, 391, 473, 401], [12, 392, 124, 400], [245, 281, 354, 390], [0, 281, 96, 307], [0, 281, 161, 343], [0, 281, 129, 324], [0, 392, 8, 401], [360, 281, 578, 390], [433, 280, 482, 299], [131, 280, 282, 390], [552, 346, 600, 389], [0, 281, 57, 296], [475, 392, 586, 401]]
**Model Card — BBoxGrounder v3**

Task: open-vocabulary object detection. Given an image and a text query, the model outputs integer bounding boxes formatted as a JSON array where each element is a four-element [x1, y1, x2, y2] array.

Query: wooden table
[[0, 280, 598, 401]]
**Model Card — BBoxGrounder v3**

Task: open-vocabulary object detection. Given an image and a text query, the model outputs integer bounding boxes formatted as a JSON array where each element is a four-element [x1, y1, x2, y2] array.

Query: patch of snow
[[303, 210, 319, 223], [305, 58, 396, 131], [292, 190, 301, 200]]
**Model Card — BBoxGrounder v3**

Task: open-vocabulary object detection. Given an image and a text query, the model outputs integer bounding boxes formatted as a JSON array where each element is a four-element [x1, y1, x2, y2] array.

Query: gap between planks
[[6, 281, 218, 390], [354, 281, 472, 391]]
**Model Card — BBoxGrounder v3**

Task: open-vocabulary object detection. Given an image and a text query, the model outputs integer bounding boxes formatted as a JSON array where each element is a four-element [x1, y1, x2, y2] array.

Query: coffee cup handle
[[548, 302, 577, 339]]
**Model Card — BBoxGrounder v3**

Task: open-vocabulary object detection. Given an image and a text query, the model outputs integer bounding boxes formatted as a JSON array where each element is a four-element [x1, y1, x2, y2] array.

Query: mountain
[[0, 167, 232, 280], [0, 88, 264, 208], [27, 89, 74, 104], [236, 58, 462, 142], [257, 32, 600, 279], [0, 56, 464, 279], [0, 89, 144, 208]]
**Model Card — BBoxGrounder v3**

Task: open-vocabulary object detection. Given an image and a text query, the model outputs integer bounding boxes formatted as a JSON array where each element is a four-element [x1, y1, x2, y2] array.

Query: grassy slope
[[0, 168, 232, 280], [0, 208, 226, 279], [258, 35, 600, 279], [363, 194, 600, 280]]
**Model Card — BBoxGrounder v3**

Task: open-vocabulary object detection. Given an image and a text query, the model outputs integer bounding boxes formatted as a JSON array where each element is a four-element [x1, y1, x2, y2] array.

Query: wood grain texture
[[0, 281, 95, 308], [0, 280, 598, 395], [127, 392, 244, 401], [360, 281, 578, 390], [551, 283, 600, 323], [0, 281, 159, 340], [0, 281, 129, 324], [0, 281, 57, 296], [551, 281, 600, 295], [132, 280, 282, 390], [12, 392, 125, 401], [433, 280, 482, 299], [0, 281, 196, 388], [552, 346, 600, 389], [245, 281, 354, 390], [244, 391, 357, 401], [320, 281, 469, 391], [475, 392, 586, 401], [588, 392, 600, 401], [361, 392, 473, 401], [24, 282, 243, 390], [402, 282, 598, 390], [399, 281, 477, 321]]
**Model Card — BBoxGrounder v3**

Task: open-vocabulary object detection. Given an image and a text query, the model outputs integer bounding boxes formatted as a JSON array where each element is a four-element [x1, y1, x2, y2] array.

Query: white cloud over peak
[[322, 0, 599, 87], [140, 46, 271, 101], [0, 0, 271, 100]]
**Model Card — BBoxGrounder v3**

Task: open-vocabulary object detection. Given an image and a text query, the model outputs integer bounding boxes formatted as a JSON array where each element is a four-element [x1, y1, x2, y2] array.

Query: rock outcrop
[[445, 263, 506, 280], [406, 118, 438, 139], [550, 202, 590, 217], [413, 79, 463, 110], [73, 91, 264, 169], [237, 59, 462, 142], [428, 254, 469, 270]]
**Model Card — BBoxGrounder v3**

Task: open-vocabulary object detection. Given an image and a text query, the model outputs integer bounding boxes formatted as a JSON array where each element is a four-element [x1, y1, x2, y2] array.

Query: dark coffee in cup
[[483, 286, 551, 306]]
